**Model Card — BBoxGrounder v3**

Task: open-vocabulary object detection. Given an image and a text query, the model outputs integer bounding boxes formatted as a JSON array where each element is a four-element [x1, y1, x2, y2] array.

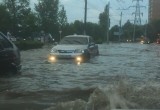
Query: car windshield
[[0, 33, 12, 48], [59, 36, 88, 45]]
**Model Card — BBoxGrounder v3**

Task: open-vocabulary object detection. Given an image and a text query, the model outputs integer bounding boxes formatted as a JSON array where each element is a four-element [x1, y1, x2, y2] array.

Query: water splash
[[45, 81, 160, 110]]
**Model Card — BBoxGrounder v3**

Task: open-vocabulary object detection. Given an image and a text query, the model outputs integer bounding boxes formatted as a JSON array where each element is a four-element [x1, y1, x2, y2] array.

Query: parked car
[[48, 35, 99, 63], [0, 32, 21, 74]]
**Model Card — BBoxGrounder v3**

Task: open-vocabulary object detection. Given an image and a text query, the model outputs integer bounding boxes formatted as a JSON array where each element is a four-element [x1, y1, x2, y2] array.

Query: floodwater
[[0, 43, 160, 110]]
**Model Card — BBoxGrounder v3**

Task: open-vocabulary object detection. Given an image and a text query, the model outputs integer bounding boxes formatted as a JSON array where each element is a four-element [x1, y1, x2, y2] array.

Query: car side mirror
[[89, 42, 95, 46], [89, 42, 95, 48]]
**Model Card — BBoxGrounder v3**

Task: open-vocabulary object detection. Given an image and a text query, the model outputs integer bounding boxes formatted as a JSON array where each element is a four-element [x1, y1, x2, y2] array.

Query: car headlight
[[76, 56, 82, 62], [48, 55, 56, 62], [51, 49, 58, 53], [75, 56, 83, 64], [75, 49, 85, 53], [141, 40, 144, 44]]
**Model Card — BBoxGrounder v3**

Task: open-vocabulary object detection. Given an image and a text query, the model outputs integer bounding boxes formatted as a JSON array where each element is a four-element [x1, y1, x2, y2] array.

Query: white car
[[48, 35, 99, 63]]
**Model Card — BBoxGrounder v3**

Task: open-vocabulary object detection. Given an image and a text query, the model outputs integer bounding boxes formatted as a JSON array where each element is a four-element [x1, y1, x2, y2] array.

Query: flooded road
[[0, 43, 160, 110]]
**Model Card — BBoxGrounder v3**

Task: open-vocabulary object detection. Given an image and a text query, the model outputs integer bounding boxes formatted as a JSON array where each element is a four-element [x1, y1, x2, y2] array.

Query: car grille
[[58, 50, 74, 53]]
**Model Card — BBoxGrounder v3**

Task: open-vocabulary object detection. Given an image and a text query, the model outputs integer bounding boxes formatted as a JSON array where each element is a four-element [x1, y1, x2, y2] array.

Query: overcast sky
[[0, 0, 148, 26], [31, 0, 148, 27]]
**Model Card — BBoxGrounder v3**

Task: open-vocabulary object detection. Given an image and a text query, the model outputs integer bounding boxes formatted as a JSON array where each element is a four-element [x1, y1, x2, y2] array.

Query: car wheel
[[10, 65, 21, 74]]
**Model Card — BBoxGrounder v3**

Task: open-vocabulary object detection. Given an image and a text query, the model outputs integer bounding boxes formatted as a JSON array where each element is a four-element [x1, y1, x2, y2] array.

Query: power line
[[129, 0, 146, 42], [130, 0, 145, 25]]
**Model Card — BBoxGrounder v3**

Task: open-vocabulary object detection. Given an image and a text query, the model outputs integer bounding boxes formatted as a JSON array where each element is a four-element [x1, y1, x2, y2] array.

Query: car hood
[[52, 44, 88, 50]]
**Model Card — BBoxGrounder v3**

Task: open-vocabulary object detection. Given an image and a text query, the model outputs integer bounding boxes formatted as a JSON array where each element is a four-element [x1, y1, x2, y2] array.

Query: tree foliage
[[0, 1, 159, 43], [115, 20, 146, 42], [122, 20, 134, 41], [99, 4, 109, 41], [35, 0, 59, 39], [109, 25, 119, 41], [3, 0, 31, 37], [86, 22, 103, 43], [58, 5, 67, 28], [0, 4, 12, 33]]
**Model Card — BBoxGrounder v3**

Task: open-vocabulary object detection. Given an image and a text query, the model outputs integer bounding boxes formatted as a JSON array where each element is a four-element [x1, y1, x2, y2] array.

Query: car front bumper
[[48, 53, 85, 63]]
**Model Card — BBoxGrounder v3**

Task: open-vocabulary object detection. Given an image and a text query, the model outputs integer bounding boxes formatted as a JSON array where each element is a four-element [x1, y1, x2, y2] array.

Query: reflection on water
[[0, 43, 160, 110]]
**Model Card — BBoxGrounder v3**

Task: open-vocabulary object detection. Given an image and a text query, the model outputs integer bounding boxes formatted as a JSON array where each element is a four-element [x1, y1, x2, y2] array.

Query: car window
[[0, 33, 12, 48], [59, 36, 88, 45]]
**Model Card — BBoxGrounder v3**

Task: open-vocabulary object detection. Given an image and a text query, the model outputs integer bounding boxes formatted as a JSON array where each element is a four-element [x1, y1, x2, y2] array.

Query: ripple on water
[[0, 43, 160, 109]]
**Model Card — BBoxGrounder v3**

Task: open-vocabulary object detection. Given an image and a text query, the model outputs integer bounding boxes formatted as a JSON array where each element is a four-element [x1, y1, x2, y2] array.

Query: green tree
[[99, 4, 109, 42], [3, 0, 31, 37], [86, 22, 103, 43], [0, 4, 12, 33], [57, 5, 68, 40], [62, 23, 74, 37], [58, 5, 67, 29], [20, 12, 39, 38], [61, 20, 103, 43], [121, 20, 146, 42], [35, 0, 59, 40], [109, 25, 119, 42], [122, 20, 134, 41], [73, 20, 84, 35]]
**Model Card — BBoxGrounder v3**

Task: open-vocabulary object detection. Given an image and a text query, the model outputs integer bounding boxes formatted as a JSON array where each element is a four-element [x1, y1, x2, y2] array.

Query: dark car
[[0, 32, 21, 74], [48, 35, 99, 63]]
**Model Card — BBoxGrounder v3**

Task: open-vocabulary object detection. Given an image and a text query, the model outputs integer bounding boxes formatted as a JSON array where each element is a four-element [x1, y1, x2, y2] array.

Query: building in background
[[149, 0, 160, 22]]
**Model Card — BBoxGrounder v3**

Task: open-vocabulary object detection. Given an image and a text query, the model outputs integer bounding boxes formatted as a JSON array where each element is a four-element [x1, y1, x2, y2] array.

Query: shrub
[[14, 40, 44, 50]]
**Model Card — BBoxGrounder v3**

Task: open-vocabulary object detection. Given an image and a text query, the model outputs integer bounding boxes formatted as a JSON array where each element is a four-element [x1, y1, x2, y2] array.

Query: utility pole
[[117, 7, 130, 42], [130, 0, 145, 42], [106, 2, 110, 44], [84, 0, 87, 35], [144, 20, 147, 37], [132, 0, 144, 25], [119, 12, 122, 42]]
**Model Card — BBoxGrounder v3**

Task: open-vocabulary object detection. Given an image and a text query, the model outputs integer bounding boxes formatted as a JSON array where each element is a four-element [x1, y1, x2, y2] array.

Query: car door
[[0, 32, 13, 66], [88, 37, 97, 55]]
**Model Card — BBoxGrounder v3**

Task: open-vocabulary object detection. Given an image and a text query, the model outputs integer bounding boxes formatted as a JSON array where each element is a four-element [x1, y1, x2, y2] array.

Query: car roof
[[65, 35, 90, 38]]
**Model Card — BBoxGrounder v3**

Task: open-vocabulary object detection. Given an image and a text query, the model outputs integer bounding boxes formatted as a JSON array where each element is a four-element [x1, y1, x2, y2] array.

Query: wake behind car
[[0, 32, 21, 74], [48, 35, 99, 63]]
